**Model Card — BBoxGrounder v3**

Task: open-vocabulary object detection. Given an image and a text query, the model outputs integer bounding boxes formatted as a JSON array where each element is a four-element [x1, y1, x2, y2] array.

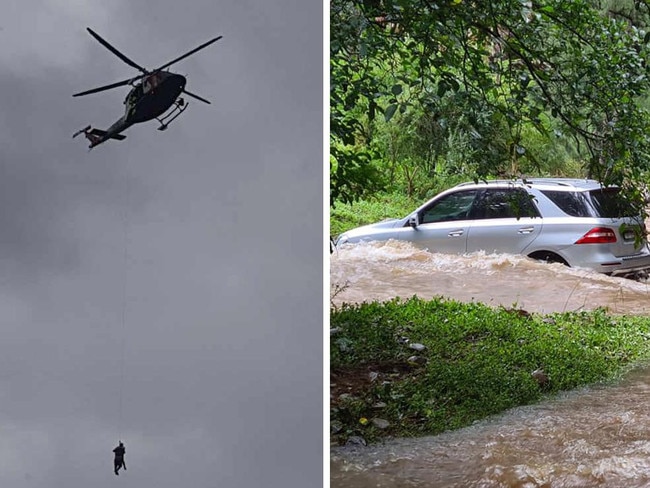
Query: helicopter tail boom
[[73, 125, 126, 149], [89, 128, 126, 141]]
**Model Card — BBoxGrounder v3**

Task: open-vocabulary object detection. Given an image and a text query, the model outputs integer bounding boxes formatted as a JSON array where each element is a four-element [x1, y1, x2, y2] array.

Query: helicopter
[[73, 28, 222, 149]]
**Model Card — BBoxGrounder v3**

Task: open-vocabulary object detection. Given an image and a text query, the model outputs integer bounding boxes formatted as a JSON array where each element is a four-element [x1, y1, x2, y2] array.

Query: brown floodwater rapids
[[329, 240, 650, 487], [330, 240, 650, 315]]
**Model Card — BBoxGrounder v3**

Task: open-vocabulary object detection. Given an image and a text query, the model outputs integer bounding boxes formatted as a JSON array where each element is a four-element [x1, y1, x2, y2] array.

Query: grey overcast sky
[[0, 1, 323, 487]]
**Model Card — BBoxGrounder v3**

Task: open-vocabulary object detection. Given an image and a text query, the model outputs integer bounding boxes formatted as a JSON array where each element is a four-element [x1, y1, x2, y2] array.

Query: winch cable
[[117, 162, 131, 442]]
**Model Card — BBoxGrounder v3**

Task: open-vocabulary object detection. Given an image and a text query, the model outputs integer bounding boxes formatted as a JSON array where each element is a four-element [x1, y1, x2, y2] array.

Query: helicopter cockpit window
[[124, 84, 143, 108]]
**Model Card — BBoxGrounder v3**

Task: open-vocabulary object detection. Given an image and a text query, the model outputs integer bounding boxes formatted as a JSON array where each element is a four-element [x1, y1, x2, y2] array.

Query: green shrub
[[330, 297, 650, 443]]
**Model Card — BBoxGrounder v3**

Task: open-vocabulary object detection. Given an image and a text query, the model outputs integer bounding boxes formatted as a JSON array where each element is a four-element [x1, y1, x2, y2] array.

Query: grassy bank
[[330, 297, 650, 445], [330, 192, 418, 238]]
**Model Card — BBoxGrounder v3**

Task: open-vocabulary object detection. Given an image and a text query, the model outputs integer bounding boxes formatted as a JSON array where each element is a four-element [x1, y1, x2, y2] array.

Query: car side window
[[419, 190, 478, 224], [470, 188, 539, 220], [541, 190, 592, 217]]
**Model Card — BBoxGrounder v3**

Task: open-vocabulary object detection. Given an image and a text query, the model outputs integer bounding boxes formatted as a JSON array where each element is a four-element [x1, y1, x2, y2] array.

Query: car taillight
[[575, 227, 617, 244]]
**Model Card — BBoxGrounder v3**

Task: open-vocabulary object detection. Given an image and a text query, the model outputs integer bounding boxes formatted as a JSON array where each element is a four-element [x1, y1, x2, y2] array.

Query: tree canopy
[[330, 0, 650, 208]]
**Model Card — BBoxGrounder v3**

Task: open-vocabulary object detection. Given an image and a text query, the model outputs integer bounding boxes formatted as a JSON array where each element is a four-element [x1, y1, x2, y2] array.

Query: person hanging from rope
[[113, 441, 127, 475]]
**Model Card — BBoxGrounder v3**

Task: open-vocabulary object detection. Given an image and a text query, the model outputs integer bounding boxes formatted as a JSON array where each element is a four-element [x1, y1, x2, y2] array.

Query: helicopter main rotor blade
[[86, 27, 148, 74], [155, 35, 223, 72], [182, 89, 211, 104], [73, 76, 140, 97]]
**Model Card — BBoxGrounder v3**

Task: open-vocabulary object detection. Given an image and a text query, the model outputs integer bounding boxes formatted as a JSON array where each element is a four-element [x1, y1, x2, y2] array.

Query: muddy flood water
[[330, 241, 650, 487]]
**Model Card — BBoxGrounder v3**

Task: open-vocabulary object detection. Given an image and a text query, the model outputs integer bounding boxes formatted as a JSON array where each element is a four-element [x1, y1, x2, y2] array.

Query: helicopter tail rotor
[[72, 125, 101, 148], [72, 125, 92, 138]]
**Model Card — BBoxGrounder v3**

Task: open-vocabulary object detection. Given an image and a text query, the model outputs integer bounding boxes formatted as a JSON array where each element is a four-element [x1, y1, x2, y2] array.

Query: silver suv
[[335, 178, 650, 276]]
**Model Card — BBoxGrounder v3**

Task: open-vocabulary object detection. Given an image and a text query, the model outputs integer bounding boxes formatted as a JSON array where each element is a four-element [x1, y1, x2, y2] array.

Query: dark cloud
[[0, 70, 125, 280], [0, 1, 323, 487]]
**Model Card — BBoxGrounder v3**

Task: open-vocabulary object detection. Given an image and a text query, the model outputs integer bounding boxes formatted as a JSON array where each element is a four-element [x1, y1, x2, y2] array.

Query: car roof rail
[[454, 179, 525, 188], [454, 177, 602, 190]]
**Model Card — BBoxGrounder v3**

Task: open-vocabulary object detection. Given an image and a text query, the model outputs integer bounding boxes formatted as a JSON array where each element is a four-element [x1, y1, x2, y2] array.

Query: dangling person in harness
[[113, 441, 127, 475]]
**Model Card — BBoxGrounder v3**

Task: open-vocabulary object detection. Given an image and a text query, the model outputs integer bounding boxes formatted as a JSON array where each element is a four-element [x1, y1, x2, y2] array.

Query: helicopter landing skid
[[157, 99, 188, 131]]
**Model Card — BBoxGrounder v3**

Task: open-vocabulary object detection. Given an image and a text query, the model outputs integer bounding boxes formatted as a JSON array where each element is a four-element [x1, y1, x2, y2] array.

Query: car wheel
[[528, 251, 569, 266]]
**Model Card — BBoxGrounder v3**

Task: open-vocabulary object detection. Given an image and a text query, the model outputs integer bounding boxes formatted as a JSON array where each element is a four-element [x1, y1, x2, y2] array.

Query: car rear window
[[541, 191, 591, 217], [588, 188, 635, 218], [541, 188, 634, 218]]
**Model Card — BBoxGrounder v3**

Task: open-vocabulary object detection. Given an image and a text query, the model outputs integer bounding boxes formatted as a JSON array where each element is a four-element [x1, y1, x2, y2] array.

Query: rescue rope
[[117, 162, 131, 442]]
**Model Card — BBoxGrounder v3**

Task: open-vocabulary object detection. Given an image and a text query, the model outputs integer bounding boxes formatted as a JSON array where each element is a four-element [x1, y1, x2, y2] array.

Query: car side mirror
[[408, 214, 419, 228]]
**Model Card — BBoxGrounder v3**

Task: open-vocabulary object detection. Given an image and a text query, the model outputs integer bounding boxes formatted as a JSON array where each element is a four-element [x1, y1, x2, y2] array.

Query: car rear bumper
[[610, 251, 650, 276], [561, 244, 650, 275]]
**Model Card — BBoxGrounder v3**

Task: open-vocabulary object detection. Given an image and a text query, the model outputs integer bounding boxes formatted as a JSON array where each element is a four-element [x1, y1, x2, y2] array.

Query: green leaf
[[384, 104, 398, 122], [437, 81, 448, 97], [359, 42, 367, 58], [391, 84, 403, 96]]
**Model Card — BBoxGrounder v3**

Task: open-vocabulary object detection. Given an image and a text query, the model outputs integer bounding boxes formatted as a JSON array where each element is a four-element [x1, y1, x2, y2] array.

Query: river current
[[330, 240, 650, 487]]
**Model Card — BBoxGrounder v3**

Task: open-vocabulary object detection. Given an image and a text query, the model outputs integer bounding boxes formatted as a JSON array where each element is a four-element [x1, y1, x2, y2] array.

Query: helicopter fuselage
[[126, 72, 187, 123], [75, 72, 188, 148]]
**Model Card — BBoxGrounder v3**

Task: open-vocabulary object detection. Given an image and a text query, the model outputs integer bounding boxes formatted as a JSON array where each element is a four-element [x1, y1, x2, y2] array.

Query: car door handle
[[517, 226, 535, 235], [448, 229, 464, 238]]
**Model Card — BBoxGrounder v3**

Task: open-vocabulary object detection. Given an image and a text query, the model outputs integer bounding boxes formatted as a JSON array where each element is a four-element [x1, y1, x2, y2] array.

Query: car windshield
[[542, 188, 635, 218]]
